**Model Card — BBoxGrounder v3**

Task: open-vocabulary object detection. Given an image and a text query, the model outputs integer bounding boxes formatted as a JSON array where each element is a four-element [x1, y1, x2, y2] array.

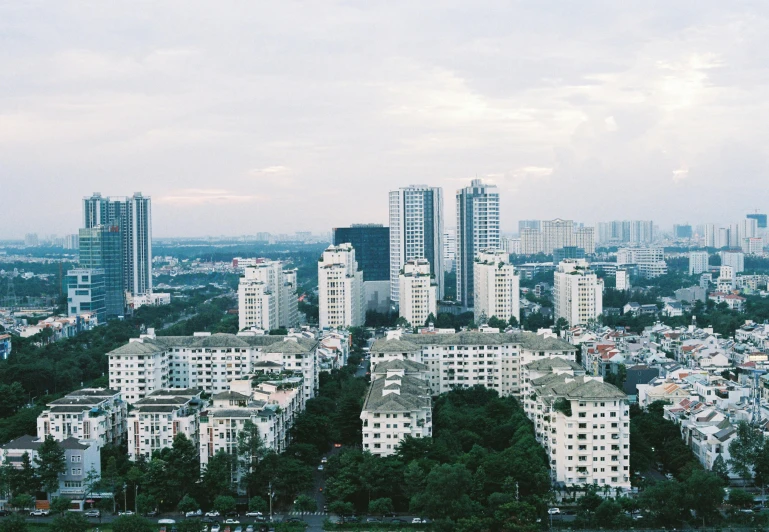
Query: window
[[71, 455, 82, 463], [71, 468, 82, 476]]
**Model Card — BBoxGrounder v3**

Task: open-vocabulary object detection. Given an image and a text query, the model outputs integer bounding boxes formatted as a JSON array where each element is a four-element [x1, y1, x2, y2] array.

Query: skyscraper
[[456, 179, 500, 307], [318, 244, 364, 329], [473, 249, 519, 326], [79, 226, 125, 318], [389, 185, 444, 304], [83, 192, 152, 296], [747, 213, 768, 229], [332, 225, 390, 281], [553, 259, 603, 326]]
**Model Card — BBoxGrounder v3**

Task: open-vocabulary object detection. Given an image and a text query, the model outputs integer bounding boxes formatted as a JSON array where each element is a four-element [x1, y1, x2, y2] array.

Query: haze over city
[[3, 1, 769, 238]]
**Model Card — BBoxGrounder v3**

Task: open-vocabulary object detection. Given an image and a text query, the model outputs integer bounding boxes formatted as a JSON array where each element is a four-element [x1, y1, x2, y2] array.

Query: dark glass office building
[[79, 226, 125, 318], [747, 213, 768, 229], [333, 225, 390, 281]]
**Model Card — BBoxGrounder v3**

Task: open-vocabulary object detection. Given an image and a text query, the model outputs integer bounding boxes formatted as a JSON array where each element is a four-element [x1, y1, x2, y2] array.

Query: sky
[[2, 1, 769, 238]]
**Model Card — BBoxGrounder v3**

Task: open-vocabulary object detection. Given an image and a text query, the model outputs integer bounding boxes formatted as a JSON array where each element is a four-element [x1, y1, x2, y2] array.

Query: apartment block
[[473, 249, 520, 325], [318, 244, 364, 329], [66, 268, 106, 325], [107, 332, 319, 404], [36, 388, 127, 448], [719, 251, 745, 274], [398, 259, 437, 327], [688, 251, 709, 275], [554, 259, 603, 326], [361, 360, 432, 457], [520, 219, 595, 255], [617, 247, 668, 279], [238, 260, 299, 331]]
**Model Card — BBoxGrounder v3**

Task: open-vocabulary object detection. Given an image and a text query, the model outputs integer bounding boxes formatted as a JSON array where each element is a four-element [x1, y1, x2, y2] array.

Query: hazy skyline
[[2, 1, 769, 238]]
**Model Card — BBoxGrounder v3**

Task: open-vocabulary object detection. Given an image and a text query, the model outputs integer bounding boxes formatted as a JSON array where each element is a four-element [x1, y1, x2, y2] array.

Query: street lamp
[[268, 482, 276, 522]]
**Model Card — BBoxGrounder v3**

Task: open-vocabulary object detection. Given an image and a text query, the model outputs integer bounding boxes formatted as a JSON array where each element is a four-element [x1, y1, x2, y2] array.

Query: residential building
[[747, 213, 768, 229], [518, 220, 541, 233], [617, 247, 667, 279], [688, 251, 709, 276], [554, 259, 603, 326], [389, 185, 444, 303], [64, 234, 79, 250], [520, 220, 595, 255], [456, 179, 500, 307], [743, 237, 764, 255], [524, 369, 630, 494], [78, 226, 125, 318], [673, 224, 693, 239], [318, 243, 364, 329], [361, 360, 432, 457], [66, 268, 106, 325], [0, 334, 11, 360], [597, 220, 654, 245], [719, 251, 745, 274], [500, 237, 521, 255], [238, 260, 299, 331], [473, 249, 520, 325], [674, 286, 706, 303], [443, 229, 456, 273], [708, 292, 746, 312], [398, 259, 437, 327], [82, 192, 152, 296], [107, 331, 319, 404], [369, 331, 577, 398], [126, 389, 205, 461], [0, 435, 101, 510], [332, 225, 390, 281], [36, 388, 127, 448], [553, 246, 585, 265], [615, 269, 629, 291]]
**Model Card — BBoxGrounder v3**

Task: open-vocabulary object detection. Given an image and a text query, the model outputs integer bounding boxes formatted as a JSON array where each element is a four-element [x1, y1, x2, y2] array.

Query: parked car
[[244, 511, 262, 517], [186, 509, 203, 517], [118, 510, 134, 516], [29, 509, 49, 517], [412, 518, 423, 524], [245, 526, 255, 532], [225, 518, 241, 524], [333, 443, 342, 448], [321, 457, 328, 464], [84, 509, 100, 518], [547, 508, 560, 515], [206, 511, 221, 517], [366, 517, 381, 523], [145, 510, 159, 517], [317, 464, 324, 471], [0, 510, 10, 517], [211, 525, 221, 532]]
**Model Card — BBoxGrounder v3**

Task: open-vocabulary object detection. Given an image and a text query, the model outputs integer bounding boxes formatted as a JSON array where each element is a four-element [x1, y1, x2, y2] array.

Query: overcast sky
[[2, 1, 768, 238]]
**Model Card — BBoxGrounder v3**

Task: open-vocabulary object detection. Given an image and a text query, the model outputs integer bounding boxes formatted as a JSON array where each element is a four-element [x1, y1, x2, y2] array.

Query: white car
[[186, 509, 202, 517], [205, 510, 220, 517], [84, 509, 100, 517], [211, 525, 221, 532], [29, 509, 49, 517], [118, 510, 134, 516], [225, 518, 241, 524], [548, 508, 560, 515], [245, 511, 262, 517], [318, 464, 324, 471], [412, 518, 423, 524], [321, 457, 328, 464]]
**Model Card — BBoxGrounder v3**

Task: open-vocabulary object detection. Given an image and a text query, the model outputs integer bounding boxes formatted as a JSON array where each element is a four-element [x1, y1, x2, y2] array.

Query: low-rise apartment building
[[37, 388, 127, 448]]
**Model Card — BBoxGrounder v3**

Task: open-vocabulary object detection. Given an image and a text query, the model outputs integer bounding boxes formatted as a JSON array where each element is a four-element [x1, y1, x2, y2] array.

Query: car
[[391, 518, 407, 523], [0, 510, 9, 517], [244, 511, 262, 517], [366, 517, 381, 523], [245, 526, 255, 532], [233, 527, 243, 532], [226, 511, 240, 517], [321, 457, 328, 464], [118, 510, 134, 516], [286, 517, 303, 523], [317, 464, 324, 471], [412, 518, 423, 524], [225, 518, 241, 524], [754, 505, 765, 512], [323, 505, 328, 513], [186, 509, 203, 517], [159, 519, 177, 524], [740, 508, 754, 514], [29, 509, 49, 517], [547, 508, 560, 515], [206, 511, 221, 517], [334, 443, 342, 448], [211, 525, 221, 532], [145, 510, 159, 517], [84, 509, 100, 518]]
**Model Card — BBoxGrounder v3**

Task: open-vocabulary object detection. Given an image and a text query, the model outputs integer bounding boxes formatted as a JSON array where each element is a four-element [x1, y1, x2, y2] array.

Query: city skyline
[[3, 2, 769, 238]]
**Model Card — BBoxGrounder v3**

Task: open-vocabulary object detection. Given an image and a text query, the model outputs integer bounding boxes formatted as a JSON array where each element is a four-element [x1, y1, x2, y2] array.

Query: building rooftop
[[523, 357, 584, 372], [403, 331, 575, 351], [532, 374, 627, 400], [362, 375, 431, 413], [370, 338, 420, 353]]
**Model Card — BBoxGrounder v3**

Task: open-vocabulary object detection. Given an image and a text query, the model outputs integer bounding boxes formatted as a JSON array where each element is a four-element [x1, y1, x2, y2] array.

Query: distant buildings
[[66, 268, 106, 324], [688, 251, 709, 276], [500, 236, 521, 255], [332, 225, 390, 282], [473, 249, 520, 326], [596, 220, 654, 245], [456, 179, 500, 307], [24, 233, 39, 247], [238, 260, 299, 331], [554, 259, 603, 326], [673, 224, 693, 239], [78, 226, 124, 319], [0, 334, 11, 360], [719, 250, 745, 274], [443, 229, 456, 273], [389, 186, 444, 304], [398, 259, 437, 327], [520, 219, 595, 255], [318, 244, 364, 329]]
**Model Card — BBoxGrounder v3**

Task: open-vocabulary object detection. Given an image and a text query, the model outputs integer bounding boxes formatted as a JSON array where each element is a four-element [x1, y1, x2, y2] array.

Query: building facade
[[389, 186, 444, 303], [238, 260, 299, 331], [554, 259, 603, 326], [333, 225, 390, 282], [66, 268, 106, 325], [318, 244, 364, 329], [78, 226, 125, 319], [473, 249, 520, 325], [456, 179, 500, 308], [398, 259, 437, 327], [719, 251, 745, 274]]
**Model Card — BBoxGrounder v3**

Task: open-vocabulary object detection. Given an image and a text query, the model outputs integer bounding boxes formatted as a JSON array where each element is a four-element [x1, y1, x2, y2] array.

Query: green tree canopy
[[34, 436, 66, 494]]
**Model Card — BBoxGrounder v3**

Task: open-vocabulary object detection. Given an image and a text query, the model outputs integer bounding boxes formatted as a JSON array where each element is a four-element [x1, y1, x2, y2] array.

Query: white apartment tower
[[554, 259, 603, 326], [719, 251, 745, 274], [398, 259, 438, 327], [473, 249, 520, 325], [456, 179, 500, 307], [238, 260, 298, 331], [318, 244, 364, 329], [688, 251, 709, 276], [443, 229, 456, 273], [389, 186, 444, 304]]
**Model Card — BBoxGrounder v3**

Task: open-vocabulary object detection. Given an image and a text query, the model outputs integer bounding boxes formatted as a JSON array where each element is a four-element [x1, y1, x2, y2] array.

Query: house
[[663, 301, 684, 317], [623, 302, 641, 316], [708, 292, 746, 312]]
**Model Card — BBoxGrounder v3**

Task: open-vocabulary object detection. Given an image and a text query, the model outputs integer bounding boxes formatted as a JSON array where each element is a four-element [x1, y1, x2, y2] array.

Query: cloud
[[155, 189, 265, 206]]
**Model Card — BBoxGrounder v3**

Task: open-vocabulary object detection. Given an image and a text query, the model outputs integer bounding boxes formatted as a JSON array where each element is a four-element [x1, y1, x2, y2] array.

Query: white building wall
[[473, 250, 520, 325]]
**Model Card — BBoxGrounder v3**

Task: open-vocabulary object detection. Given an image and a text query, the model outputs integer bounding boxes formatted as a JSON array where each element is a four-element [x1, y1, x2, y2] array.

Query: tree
[[487, 316, 507, 330], [83, 466, 100, 503], [553, 317, 569, 335], [369, 497, 394, 516], [711, 454, 730, 483], [294, 494, 317, 513], [683, 469, 724, 525], [409, 463, 475, 521], [729, 488, 755, 508], [51, 511, 90, 532], [213, 495, 237, 516], [249, 496, 267, 514], [136, 493, 156, 515], [99, 456, 122, 513], [328, 500, 354, 518], [111, 515, 154, 532], [50, 496, 72, 515], [237, 420, 266, 489], [9, 493, 34, 511], [203, 451, 235, 498], [177, 494, 199, 514], [0, 514, 28, 532], [9, 453, 39, 497], [729, 421, 762, 481], [34, 436, 66, 495], [508, 315, 519, 327], [160, 433, 200, 506]]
